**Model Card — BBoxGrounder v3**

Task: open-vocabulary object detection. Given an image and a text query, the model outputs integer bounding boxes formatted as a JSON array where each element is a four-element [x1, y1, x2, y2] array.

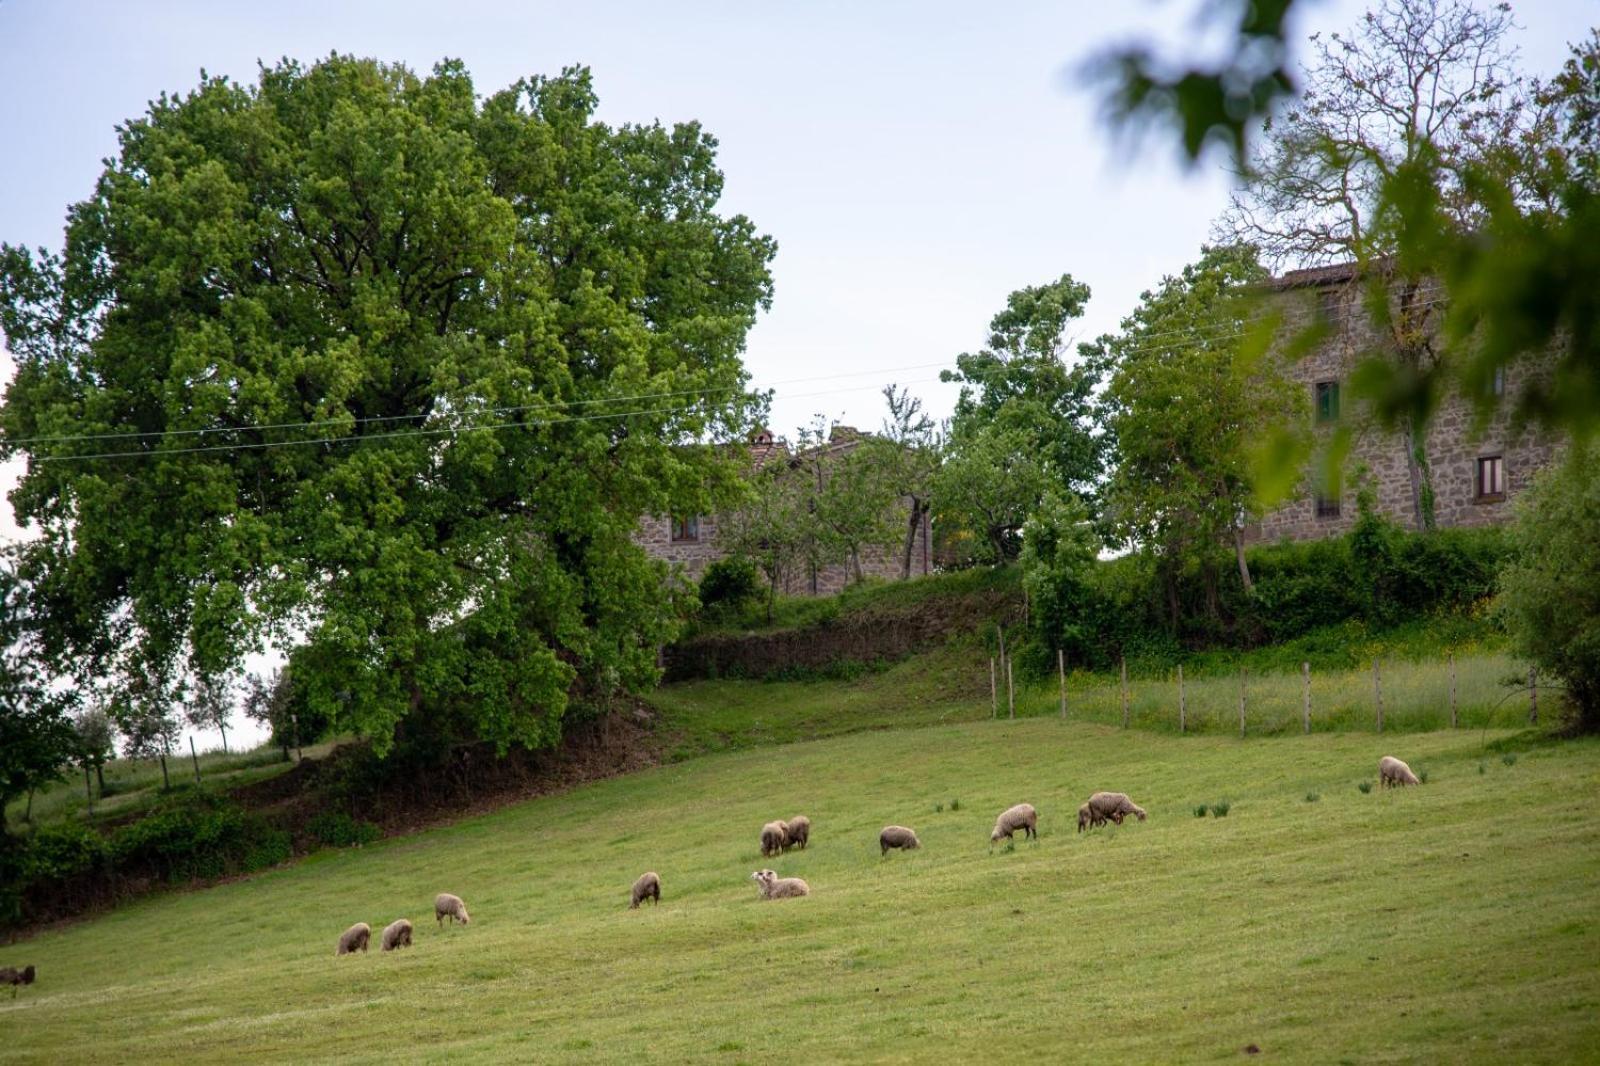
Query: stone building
[[636, 427, 933, 595], [1246, 262, 1563, 543]]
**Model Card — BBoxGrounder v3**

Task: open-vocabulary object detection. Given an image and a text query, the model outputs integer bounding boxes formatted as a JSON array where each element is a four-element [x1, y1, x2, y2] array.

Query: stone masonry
[[1246, 263, 1563, 543]]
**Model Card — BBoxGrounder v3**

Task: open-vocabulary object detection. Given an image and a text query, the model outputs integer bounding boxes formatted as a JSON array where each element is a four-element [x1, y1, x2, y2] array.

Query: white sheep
[[990, 803, 1038, 843], [630, 871, 661, 909], [784, 815, 812, 850], [1379, 755, 1421, 788], [879, 825, 920, 856], [1082, 792, 1147, 829], [335, 922, 371, 956], [434, 892, 471, 927], [381, 918, 413, 951], [760, 820, 789, 858], [750, 869, 810, 899]]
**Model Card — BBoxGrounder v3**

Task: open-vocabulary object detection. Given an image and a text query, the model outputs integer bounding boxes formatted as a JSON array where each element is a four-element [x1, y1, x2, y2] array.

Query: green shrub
[[949, 798, 961, 812], [1193, 804, 1208, 818], [933, 803, 943, 813], [1357, 781, 1373, 794], [698, 559, 762, 617], [1209, 801, 1231, 817], [1304, 792, 1320, 803], [1418, 769, 1430, 784], [307, 811, 381, 849]]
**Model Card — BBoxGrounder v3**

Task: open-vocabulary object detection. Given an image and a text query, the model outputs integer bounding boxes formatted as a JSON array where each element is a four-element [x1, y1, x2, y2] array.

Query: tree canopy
[[0, 57, 775, 755]]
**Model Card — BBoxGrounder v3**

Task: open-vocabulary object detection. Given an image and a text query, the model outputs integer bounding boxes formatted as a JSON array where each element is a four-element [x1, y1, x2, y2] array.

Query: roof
[[1269, 261, 1363, 290]]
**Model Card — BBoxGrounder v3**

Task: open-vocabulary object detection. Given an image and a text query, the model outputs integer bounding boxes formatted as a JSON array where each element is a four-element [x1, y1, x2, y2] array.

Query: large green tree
[[1094, 245, 1308, 628], [0, 57, 775, 755]]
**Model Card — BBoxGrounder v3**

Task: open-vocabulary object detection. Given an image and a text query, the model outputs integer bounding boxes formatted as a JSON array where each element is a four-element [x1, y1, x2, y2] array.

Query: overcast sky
[[0, 1, 1591, 745]]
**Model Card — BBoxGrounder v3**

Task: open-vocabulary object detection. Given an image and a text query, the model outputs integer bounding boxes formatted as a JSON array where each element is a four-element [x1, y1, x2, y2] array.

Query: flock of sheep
[[331, 754, 1425, 956]]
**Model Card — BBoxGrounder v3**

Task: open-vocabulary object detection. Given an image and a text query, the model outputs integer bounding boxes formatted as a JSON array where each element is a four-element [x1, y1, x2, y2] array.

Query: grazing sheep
[[760, 820, 789, 858], [434, 892, 471, 927], [784, 815, 812, 851], [1379, 755, 1421, 788], [750, 869, 810, 899], [1076, 803, 1107, 833], [879, 825, 921, 856], [1085, 791, 1147, 827], [990, 803, 1038, 843], [380, 919, 413, 952], [630, 871, 662, 909], [0, 965, 35, 996], [335, 922, 372, 956]]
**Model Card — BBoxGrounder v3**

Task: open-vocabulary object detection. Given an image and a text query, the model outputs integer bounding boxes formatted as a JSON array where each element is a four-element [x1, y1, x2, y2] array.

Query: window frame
[[1314, 380, 1341, 424], [670, 515, 702, 543], [1475, 456, 1505, 502]]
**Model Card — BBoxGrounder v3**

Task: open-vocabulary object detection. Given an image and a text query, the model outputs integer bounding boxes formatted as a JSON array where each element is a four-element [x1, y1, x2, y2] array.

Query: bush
[[1357, 781, 1373, 794], [307, 811, 380, 849], [1499, 457, 1600, 732], [698, 560, 762, 617], [1209, 801, 1231, 817]]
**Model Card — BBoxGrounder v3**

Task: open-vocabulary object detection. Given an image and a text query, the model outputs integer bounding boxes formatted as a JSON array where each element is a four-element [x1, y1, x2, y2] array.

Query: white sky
[[0, 0, 1591, 749]]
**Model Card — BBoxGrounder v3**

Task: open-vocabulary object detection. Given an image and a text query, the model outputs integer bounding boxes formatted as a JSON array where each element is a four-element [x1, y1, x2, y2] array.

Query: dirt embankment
[[664, 582, 1024, 681]]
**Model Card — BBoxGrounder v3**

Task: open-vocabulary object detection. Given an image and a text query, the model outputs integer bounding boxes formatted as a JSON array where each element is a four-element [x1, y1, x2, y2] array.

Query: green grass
[[5, 740, 341, 830], [2, 717, 1596, 1063]]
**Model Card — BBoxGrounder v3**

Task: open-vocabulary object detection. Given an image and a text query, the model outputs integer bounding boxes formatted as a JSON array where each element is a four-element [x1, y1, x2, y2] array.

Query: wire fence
[[987, 651, 1541, 735]]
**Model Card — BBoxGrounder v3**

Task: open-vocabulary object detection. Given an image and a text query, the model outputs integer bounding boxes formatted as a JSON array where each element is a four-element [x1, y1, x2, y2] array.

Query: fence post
[[1238, 667, 1247, 739], [1120, 657, 1129, 729], [190, 736, 202, 783], [1178, 664, 1186, 734], [1373, 659, 1384, 733], [1529, 667, 1538, 724], [990, 657, 997, 719], [1301, 661, 1311, 734], [1007, 658, 1015, 720], [1058, 649, 1066, 720], [1449, 652, 1457, 729]]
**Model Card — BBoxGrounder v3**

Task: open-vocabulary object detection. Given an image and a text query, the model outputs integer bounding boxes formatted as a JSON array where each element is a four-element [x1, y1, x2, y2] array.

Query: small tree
[[1498, 455, 1600, 732], [185, 673, 237, 754], [244, 668, 299, 761], [74, 707, 116, 797], [113, 687, 181, 791], [879, 385, 941, 580], [933, 417, 1053, 565], [1020, 492, 1101, 665], [814, 436, 904, 584], [0, 565, 75, 830]]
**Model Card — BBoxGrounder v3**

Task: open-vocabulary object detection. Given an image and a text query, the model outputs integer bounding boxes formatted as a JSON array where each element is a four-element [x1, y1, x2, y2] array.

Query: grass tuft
[[1209, 801, 1231, 818], [1305, 792, 1320, 803], [1358, 781, 1373, 794], [1194, 804, 1209, 818], [949, 798, 961, 812], [1503, 753, 1518, 767]]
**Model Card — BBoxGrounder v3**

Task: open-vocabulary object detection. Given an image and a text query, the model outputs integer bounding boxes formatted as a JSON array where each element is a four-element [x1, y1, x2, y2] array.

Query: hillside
[[2, 716, 1596, 1063]]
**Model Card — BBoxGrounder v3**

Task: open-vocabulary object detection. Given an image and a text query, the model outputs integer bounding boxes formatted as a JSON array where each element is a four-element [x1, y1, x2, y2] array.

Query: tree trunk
[[1401, 414, 1436, 532], [1203, 562, 1220, 622], [1233, 522, 1254, 593], [850, 546, 862, 584], [25, 788, 35, 823], [1165, 568, 1181, 633], [95, 763, 105, 795], [219, 721, 229, 754], [900, 498, 925, 580], [159, 754, 170, 791], [767, 573, 778, 624]]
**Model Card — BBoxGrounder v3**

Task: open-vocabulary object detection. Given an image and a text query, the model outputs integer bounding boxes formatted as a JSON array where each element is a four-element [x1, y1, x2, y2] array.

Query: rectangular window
[[670, 515, 701, 543], [1476, 457, 1505, 501], [1491, 367, 1506, 396], [1315, 492, 1341, 519], [1315, 381, 1341, 424]]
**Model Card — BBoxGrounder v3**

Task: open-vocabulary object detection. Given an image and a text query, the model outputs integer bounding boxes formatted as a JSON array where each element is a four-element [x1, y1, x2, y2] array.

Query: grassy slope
[[2, 718, 1596, 1064]]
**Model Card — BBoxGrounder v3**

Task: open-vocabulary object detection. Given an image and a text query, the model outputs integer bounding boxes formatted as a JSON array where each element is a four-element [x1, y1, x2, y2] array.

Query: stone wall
[[1246, 278, 1563, 544]]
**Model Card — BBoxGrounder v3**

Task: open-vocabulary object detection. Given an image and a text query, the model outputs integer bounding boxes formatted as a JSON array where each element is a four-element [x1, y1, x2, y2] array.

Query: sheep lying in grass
[[879, 825, 920, 856], [1083, 791, 1147, 829], [990, 803, 1037, 843], [336, 922, 372, 956], [434, 893, 471, 927], [750, 869, 810, 899], [0, 965, 35, 996], [1379, 755, 1421, 788], [630, 871, 661, 909], [381, 919, 413, 951], [784, 815, 811, 850], [760, 820, 789, 858]]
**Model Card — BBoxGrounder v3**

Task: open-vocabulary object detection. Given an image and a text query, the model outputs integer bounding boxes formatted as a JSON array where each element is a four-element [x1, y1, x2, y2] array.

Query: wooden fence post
[[1449, 652, 1457, 729], [1120, 657, 1129, 729], [1301, 661, 1311, 735], [1529, 667, 1538, 724], [990, 657, 997, 719], [1058, 649, 1066, 720], [190, 736, 202, 783], [1238, 667, 1247, 738], [1007, 658, 1015, 720], [1177, 664, 1186, 734], [1373, 659, 1384, 733]]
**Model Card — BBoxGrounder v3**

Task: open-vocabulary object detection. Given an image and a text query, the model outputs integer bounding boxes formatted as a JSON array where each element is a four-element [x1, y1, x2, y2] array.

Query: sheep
[[1379, 755, 1421, 788], [784, 815, 812, 851], [760, 820, 789, 858], [879, 825, 920, 856], [380, 918, 413, 952], [630, 871, 661, 909], [434, 892, 471, 927], [750, 869, 810, 899], [1084, 791, 1147, 827], [1076, 803, 1107, 833], [0, 965, 35, 997], [990, 803, 1038, 843], [335, 922, 372, 956]]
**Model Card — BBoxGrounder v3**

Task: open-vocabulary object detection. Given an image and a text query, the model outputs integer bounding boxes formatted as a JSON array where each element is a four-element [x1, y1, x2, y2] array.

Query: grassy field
[[2, 715, 1596, 1063]]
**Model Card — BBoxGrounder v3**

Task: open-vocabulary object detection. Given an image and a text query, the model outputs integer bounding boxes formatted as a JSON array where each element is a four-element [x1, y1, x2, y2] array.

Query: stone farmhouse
[[636, 426, 933, 595], [1246, 261, 1563, 543]]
